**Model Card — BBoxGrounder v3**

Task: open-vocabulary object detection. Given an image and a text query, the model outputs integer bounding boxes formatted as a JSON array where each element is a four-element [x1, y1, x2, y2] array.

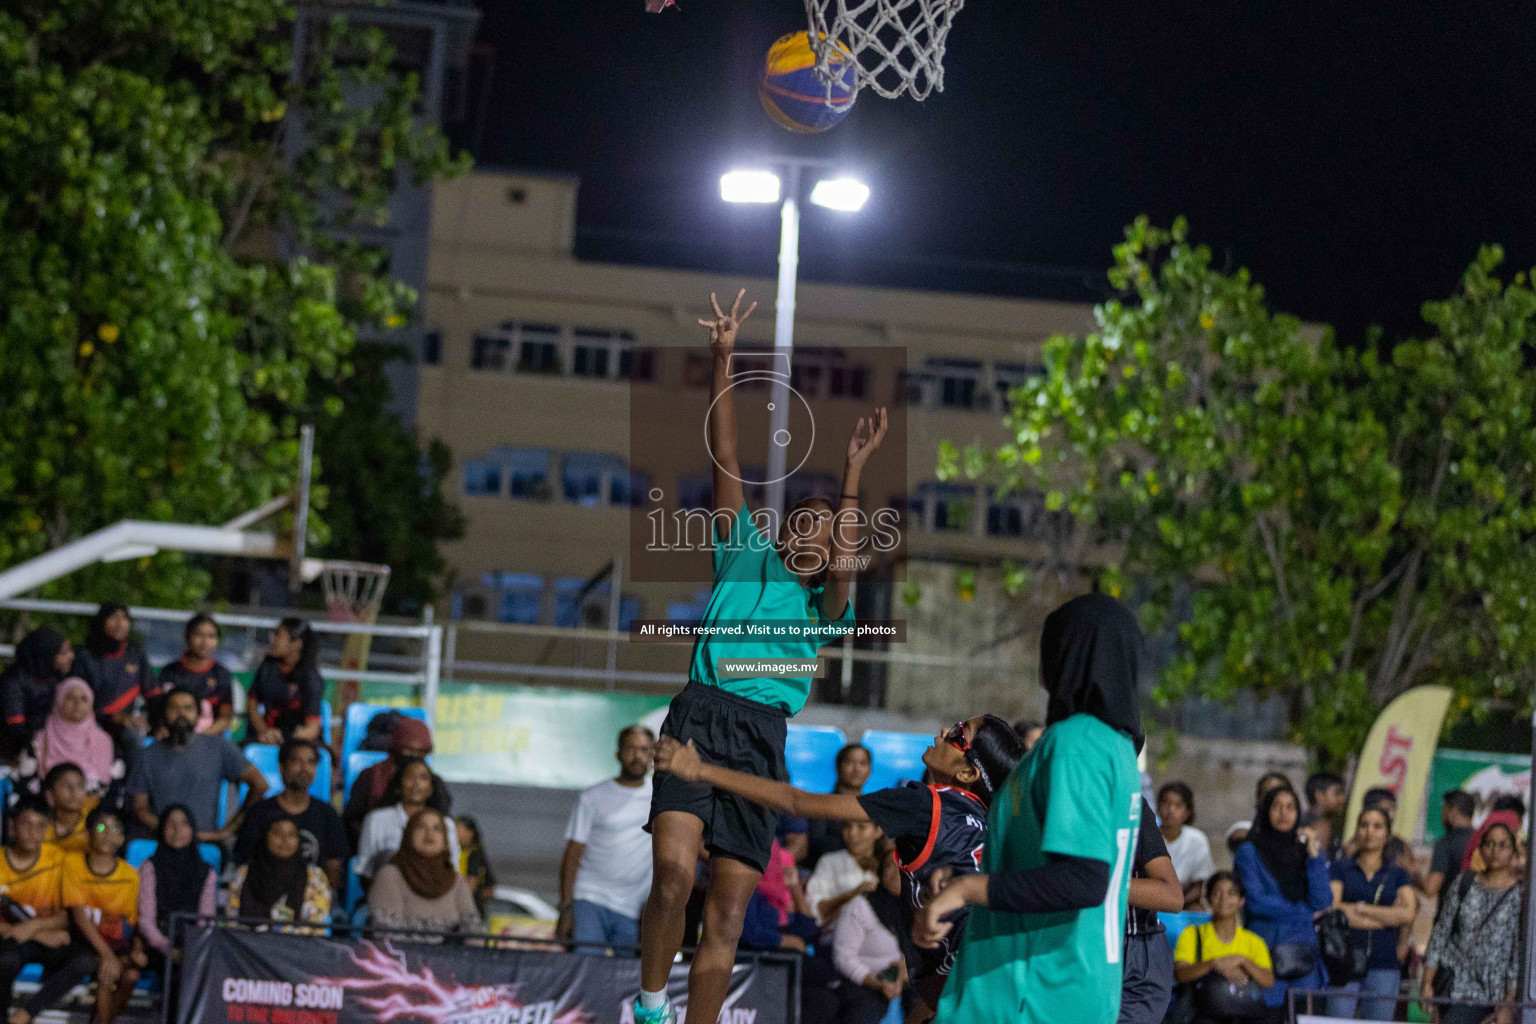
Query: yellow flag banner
[[1345, 685, 1454, 841]]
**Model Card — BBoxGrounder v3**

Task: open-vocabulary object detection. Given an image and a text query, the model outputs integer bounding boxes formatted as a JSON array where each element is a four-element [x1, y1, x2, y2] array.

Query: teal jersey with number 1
[[935, 713, 1141, 1024]]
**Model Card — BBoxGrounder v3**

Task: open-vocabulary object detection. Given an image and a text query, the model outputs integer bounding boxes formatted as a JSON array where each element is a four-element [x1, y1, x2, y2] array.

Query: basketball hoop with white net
[[803, 0, 965, 101], [319, 560, 391, 721]]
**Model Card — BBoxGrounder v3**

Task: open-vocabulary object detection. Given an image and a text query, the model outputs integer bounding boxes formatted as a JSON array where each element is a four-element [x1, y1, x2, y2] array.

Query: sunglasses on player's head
[[943, 721, 992, 793]]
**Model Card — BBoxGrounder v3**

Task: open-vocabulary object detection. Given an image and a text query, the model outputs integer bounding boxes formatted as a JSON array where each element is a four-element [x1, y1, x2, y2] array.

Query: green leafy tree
[[942, 218, 1536, 763], [0, 1, 465, 606]]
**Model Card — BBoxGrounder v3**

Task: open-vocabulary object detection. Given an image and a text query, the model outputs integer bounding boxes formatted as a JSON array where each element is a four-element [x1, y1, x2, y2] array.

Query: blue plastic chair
[[242, 743, 332, 803], [860, 730, 934, 791], [1158, 910, 1212, 950], [785, 725, 847, 793], [345, 750, 388, 797], [319, 700, 333, 744], [341, 703, 427, 765], [125, 839, 221, 872]]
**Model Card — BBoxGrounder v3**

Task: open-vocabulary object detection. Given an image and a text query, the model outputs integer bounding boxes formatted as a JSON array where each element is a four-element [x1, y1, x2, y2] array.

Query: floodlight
[[809, 177, 870, 212], [720, 170, 782, 204]]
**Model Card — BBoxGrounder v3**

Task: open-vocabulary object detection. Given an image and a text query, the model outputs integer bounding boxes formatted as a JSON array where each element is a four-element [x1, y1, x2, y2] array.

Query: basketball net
[[320, 561, 391, 720], [803, 0, 964, 101]]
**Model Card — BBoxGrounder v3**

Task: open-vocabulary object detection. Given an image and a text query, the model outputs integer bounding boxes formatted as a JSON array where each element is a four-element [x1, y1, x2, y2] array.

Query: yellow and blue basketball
[[759, 31, 857, 134]]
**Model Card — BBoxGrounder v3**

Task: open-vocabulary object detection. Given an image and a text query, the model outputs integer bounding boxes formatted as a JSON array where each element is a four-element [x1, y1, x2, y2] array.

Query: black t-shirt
[[76, 646, 152, 719], [1127, 798, 1170, 937], [155, 658, 235, 716], [806, 816, 846, 870], [0, 667, 56, 750], [248, 659, 323, 737], [1431, 827, 1473, 891], [233, 794, 348, 870]]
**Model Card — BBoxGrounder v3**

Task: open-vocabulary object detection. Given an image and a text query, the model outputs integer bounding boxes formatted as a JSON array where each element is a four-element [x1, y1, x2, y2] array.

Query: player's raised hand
[[845, 406, 889, 470], [697, 289, 756, 357], [654, 736, 704, 781]]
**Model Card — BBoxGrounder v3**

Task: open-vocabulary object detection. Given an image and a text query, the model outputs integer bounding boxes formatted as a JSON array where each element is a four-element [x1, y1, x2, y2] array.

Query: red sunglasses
[[944, 721, 972, 753]]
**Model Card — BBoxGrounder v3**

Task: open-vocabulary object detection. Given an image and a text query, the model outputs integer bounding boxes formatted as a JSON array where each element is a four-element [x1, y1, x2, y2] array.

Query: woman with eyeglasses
[[656, 714, 1024, 1018], [61, 807, 146, 1024], [1423, 821, 1525, 1024]]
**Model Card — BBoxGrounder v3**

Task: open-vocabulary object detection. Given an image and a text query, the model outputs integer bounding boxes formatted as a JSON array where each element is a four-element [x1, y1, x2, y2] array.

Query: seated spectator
[[355, 759, 459, 882], [245, 618, 323, 745], [754, 840, 816, 944], [134, 805, 216, 977], [74, 605, 152, 760], [556, 726, 653, 950], [36, 681, 117, 797], [1173, 871, 1274, 1004], [776, 815, 810, 867], [63, 807, 144, 1024], [343, 716, 442, 847], [230, 819, 331, 927], [234, 739, 347, 891], [455, 816, 496, 914], [152, 614, 235, 736], [1326, 807, 1416, 1021], [128, 688, 266, 842], [368, 809, 481, 938], [1011, 719, 1045, 752], [805, 820, 881, 928], [1422, 790, 1476, 901], [0, 628, 73, 765], [42, 763, 96, 855], [815, 843, 907, 1024], [1157, 782, 1216, 909], [1424, 819, 1525, 1024], [806, 744, 871, 870], [0, 797, 97, 1024]]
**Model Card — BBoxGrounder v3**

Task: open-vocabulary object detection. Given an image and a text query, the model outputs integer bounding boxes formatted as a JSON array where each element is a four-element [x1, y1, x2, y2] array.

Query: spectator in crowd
[[1423, 819, 1525, 1024], [1422, 790, 1476, 901], [557, 726, 655, 950], [1173, 872, 1275, 1002], [740, 840, 816, 955], [154, 614, 235, 736], [42, 763, 94, 855], [817, 841, 907, 1024], [135, 806, 216, 977], [775, 816, 810, 866], [127, 688, 266, 842], [344, 716, 440, 846], [1327, 807, 1417, 1020], [74, 603, 152, 760], [1255, 771, 1292, 805], [355, 759, 459, 883], [368, 809, 482, 937], [246, 618, 324, 745], [455, 816, 496, 914], [63, 806, 143, 1024], [1012, 719, 1045, 753], [806, 743, 871, 869], [36, 680, 116, 796], [1123, 797, 1184, 1024], [1461, 796, 1526, 874], [1302, 771, 1347, 858], [1157, 782, 1216, 909], [805, 820, 881, 928], [1226, 820, 1252, 855], [0, 628, 73, 764], [0, 798, 97, 1024], [1234, 783, 1332, 1012], [230, 819, 332, 927], [234, 739, 347, 891]]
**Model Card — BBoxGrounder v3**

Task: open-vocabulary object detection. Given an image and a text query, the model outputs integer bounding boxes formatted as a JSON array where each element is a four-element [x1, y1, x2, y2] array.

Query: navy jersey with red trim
[[76, 646, 151, 719], [857, 781, 988, 985], [248, 659, 323, 735], [155, 658, 234, 713]]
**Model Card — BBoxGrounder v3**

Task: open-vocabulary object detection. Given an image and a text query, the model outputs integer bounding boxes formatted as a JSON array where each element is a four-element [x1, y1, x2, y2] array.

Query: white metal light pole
[[720, 159, 870, 529]]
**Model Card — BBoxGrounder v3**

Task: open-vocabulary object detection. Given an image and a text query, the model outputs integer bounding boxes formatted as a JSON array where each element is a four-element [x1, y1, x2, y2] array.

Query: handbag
[[1433, 873, 1520, 998], [1318, 878, 1383, 983]]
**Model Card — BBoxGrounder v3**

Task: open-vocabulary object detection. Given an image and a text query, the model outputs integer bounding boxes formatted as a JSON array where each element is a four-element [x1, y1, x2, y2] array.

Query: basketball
[[758, 31, 856, 134]]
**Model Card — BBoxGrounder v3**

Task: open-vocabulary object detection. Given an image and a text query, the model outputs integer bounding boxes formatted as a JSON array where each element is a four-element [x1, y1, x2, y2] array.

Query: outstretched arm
[[655, 736, 869, 822], [699, 290, 756, 541], [823, 408, 887, 618]]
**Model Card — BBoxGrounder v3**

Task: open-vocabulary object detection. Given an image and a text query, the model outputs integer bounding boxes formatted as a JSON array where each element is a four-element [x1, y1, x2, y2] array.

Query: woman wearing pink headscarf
[[37, 677, 117, 791]]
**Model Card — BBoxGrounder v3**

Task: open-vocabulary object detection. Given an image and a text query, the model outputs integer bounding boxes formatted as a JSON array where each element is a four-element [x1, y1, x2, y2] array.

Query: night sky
[[471, 0, 1535, 339]]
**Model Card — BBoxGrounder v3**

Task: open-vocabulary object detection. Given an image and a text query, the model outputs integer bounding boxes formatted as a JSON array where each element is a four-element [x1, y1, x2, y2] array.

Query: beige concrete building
[[418, 168, 1105, 720]]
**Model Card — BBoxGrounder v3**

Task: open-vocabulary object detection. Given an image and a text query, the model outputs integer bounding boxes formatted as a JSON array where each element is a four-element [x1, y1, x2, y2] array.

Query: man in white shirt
[[559, 725, 656, 950]]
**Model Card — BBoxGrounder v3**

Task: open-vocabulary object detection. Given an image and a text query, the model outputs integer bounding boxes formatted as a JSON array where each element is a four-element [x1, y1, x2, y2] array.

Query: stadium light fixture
[[809, 177, 871, 212], [720, 170, 782, 204]]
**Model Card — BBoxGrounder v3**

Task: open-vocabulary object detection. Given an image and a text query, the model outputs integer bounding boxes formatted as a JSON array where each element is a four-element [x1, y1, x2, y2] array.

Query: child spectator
[[42, 763, 96, 855], [37, 681, 117, 795], [367, 809, 481, 938], [818, 844, 907, 1024], [0, 629, 73, 765], [1173, 871, 1274, 1001], [455, 816, 496, 914], [63, 806, 144, 1024], [1158, 782, 1216, 909], [135, 806, 216, 975], [0, 797, 97, 1024], [74, 604, 151, 759], [153, 614, 235, 736], [230, 819, 331, 928], [246, 618, 324, 745], [355, 759, 459, 882]]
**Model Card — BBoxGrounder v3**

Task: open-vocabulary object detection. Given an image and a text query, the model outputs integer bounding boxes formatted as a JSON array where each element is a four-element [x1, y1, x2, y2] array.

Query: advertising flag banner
[[1344, 685, 1453, 842]]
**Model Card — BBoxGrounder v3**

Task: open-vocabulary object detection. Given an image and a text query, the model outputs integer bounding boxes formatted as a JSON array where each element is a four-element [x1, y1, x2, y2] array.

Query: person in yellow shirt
[[63, 807, 144, 1024], [1173, 871, 1275, 994], [42, 764, 98, 856], [0, 797, 98, 1024]]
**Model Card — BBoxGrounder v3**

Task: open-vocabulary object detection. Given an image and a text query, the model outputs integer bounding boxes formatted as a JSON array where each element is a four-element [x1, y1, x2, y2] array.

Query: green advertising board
[[1424, 748, 1531, 841]]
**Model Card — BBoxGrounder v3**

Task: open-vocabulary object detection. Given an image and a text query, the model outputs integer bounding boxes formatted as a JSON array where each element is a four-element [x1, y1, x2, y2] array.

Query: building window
[[463, 460, 502, 496], [684, 353, 713, 388], [992, 362, 1044, 410], [903, 483, 976, 533], [572, 328, 645, 381], [422, 331, 442, 366], [471, 335, 510, 370], [498, 449, 551, 499], [554, 578, 643, 630], [488, 573, 543, 625], [829, 364, 869, 399], [563, 453, 624, 506], [987, 489, 1043, 538], [619, 347, 656, 381], [927, 358, 984, 410], [517, 336, 561, 373], [894, 370, 929, 406], [786, 472, 840, 508]]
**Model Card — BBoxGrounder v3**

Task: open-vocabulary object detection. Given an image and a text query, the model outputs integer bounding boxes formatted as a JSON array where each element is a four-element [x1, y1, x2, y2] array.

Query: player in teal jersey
[[916, 593, 1146, 1024], [636, 290, 888, 1024]]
